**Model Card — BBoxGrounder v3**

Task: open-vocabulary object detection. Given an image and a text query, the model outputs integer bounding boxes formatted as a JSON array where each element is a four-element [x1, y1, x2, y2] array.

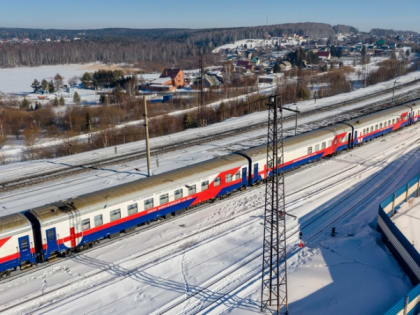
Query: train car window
[[47, 229, 55, 241], [201, 180, 209, 191], [188, 185, 196, 195], [388, 120, 391, 125], [235, 171, 241, 180], [110, 209, 121, 222], [392, 118, 395, 124], [328, 140, 332, 147], [214, 177, 221, 187], [315, 144, 320, 152], [127, 203, 138, 215], [81, 218, 91, 231], [144, 198, 154, 210], [370, 126, 373, 132], [379, 123, 383, 128], [20, 238, 29, 251], [160, 193, 169, 205], [375, 124, 378, 130], [267, 160, 274, 168], [174, 188, 183, 200], [307, 147, 312, 154], [321, 142, 326, 149], [226, 174, 233, 183], [94, 214, 103, 227]]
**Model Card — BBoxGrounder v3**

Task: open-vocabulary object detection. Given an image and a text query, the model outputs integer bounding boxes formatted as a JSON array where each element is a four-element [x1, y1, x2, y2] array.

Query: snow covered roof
[[151, 77, 172, 85]]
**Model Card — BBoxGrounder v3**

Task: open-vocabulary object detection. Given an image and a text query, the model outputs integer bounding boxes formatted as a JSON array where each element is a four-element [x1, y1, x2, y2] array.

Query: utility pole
[[392, 80, 399, 105], [261, 95, 288, 314], [287, 104, 300, 136], [143, 97, 151, 177], [199, 51, 206, 127]]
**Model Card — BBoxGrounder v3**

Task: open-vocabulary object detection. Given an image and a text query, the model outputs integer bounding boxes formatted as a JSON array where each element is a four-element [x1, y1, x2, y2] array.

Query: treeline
[[366, 57, 416, 86], [0, 23, 342, 68]]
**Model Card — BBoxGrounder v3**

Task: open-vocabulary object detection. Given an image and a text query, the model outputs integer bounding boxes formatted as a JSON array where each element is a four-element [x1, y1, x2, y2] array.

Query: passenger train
[[1, 100, 419, 275]]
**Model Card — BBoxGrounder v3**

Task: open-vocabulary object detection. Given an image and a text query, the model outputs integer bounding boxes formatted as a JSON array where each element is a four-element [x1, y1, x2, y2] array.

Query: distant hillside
[[369, 28, 418, 37], [333, 24, 359, 34], [0, 22, 340, 42], [0, 22, 416, 68]]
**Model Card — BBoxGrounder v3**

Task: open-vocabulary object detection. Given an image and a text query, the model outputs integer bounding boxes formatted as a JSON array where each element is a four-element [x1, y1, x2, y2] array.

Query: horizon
[[0, 0, 419, 33], [0, 22, 418, 35]]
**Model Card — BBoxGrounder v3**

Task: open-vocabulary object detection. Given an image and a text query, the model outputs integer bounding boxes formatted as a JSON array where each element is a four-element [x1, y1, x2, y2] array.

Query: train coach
[[0, 214, 36, 274], [0, 100, 419, 274], [22, 153, 251, 260]]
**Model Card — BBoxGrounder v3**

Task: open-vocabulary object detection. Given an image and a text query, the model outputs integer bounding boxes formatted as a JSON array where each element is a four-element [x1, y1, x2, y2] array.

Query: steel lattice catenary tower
[[260, 95, 289, 314]]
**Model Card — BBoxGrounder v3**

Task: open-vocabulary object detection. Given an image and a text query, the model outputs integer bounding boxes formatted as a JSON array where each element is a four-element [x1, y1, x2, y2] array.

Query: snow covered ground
[[393, 197, 420, 253], [0, 63, 102, 95], [0, 120, 419, 315], [212, 38, 304, 54]]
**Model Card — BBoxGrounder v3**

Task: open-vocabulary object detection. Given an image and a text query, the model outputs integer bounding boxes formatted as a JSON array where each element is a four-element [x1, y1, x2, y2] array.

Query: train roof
[[0, 213, 31, 236], [58, 153, 246, 214], [348, 104, 411, 127], [243, 123, 350, 158], [29, 203, 73, 226]]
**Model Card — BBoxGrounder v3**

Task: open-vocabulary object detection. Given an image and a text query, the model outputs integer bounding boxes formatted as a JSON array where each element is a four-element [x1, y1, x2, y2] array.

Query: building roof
[[152, 77, 172, 85], [161, 68, 182, 79]]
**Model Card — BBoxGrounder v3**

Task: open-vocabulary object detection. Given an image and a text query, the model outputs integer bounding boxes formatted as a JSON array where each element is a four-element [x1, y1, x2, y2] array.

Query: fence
[[377, 174, 420, 315]]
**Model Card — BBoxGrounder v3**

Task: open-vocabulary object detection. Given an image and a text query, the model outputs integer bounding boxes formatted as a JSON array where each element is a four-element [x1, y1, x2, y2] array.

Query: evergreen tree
[[48, 81, 55, 93], [81, 72, 93, 89], [73, 91, 81, 105], [31, 79, 41, 93], [41, 79, 48, 92]]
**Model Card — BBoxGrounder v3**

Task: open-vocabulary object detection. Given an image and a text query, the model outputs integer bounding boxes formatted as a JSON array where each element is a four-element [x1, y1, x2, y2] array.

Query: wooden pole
[[144, 97, 151, 177]]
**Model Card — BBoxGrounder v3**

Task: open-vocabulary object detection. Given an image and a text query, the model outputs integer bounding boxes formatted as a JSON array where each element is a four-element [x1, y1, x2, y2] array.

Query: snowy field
[[0, 121, 419, 315], [0, 63, 101, 94], [212, 38, 303, 54], [393, 197, 420, 253]]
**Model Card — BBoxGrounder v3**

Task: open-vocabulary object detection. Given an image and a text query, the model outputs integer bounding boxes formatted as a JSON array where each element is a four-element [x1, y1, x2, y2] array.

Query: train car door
[[18, 235, 31, 262], [353, 131, 358, 145], [241, 167, 248, 187], [253, 163, 259, 184], [46, 228, 58, 253], [347, 132, 352, 149]]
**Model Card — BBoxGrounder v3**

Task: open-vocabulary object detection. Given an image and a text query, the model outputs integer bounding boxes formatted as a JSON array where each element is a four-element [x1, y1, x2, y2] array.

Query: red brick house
[[160, 68, 185, 88]]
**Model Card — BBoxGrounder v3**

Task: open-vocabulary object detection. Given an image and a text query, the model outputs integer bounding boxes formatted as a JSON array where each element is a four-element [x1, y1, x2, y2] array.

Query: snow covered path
[[1, 123, 419, 315]]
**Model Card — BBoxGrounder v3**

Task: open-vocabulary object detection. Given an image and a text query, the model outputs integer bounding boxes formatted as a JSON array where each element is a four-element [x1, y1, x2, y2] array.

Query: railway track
[[1, 80, 419, 192], [1, 124, 418, 314], [159, 134, 420, 315], [1, 119, 418, 283]]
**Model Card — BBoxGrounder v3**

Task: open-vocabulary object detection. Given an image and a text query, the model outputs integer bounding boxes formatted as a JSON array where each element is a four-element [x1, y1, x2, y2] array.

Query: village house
[[160, 68, 185, 88], [148, 68, 185, 92]]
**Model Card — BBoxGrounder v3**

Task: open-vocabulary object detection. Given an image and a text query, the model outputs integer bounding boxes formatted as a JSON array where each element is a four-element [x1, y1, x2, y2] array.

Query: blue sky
[[1, 0, 419, 32]]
